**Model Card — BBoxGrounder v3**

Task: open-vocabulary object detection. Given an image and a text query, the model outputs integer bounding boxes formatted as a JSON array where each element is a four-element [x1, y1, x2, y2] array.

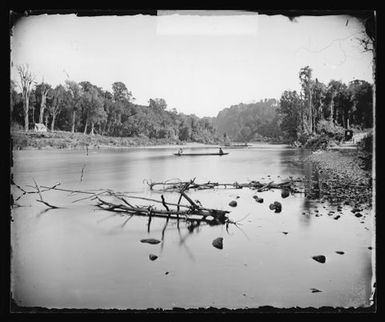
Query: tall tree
[[17, 65, 35, 131], [299, 66, 313, 134], [109, 82, 135, 136], [65, 80, 81, 133], [279, 90, 302, 140], [10, 80, 17, 116], [112, 82, 132, 102], [311, 79, 327, 133], [35, 82, 52, 124], [80, 85, 105, 135], [49, 85, 67, 131], [89, 87, 106, 135], [348, 80, 373, 128], [10, 80, 24, 124], [325, 80, 343, 125]]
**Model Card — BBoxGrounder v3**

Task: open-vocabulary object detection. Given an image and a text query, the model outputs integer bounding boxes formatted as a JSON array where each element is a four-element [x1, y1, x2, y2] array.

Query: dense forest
[[10, 65, 373, 146], [278, 66, 373, 145], [214, 99, 282, 142], [10, 66, 217, 144]]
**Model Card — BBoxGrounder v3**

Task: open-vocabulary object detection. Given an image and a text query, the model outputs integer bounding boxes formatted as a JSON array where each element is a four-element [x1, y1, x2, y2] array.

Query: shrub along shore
[[11, 130, 189, 150]]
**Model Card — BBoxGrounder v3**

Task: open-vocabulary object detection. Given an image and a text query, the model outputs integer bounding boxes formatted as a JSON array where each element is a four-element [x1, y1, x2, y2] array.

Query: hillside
[[213, 99, 282, 142]]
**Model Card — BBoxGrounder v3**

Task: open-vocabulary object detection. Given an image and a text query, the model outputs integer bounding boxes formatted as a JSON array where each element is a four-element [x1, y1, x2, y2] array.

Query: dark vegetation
[[279, 67, 373, 149], [11, 65, 373, 151], [214, 99, 282, 143], [357, 132, 373, 171], [11, 72, 218, 147]]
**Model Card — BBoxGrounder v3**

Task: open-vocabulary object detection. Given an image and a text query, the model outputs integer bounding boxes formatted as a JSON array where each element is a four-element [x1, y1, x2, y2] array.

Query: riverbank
[[10, 130, 220, 150], [304, 149, 373, 208]]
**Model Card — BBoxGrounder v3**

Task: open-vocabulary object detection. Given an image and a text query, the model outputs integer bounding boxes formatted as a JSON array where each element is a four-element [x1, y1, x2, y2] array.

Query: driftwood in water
[[96, 190, 231, 226], [146, 178, 303, 193], [12, 179, 233, 227]]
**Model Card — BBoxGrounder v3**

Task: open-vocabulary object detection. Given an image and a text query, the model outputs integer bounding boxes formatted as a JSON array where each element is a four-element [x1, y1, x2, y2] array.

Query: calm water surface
[[11, 144, 374, 309]]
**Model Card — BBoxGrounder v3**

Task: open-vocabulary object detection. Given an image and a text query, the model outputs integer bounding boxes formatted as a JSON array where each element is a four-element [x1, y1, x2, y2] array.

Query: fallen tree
[[11, 178, 235, 228]]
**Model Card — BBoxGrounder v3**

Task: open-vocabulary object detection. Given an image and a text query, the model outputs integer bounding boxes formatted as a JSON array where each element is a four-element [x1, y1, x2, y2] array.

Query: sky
[[10, 11, 374, 117]]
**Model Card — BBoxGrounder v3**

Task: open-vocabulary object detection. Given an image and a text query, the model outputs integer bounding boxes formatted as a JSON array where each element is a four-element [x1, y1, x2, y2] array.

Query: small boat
[[174, 152, 229, 156]]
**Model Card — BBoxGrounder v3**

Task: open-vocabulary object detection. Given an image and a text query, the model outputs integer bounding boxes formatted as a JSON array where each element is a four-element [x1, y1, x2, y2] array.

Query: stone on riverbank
[[281, 189, 290, 198], [269, 201, 282, 213], [312, 255, 326, 263], [212, 237, 223, 249], [311, 288, 322, 293], [229, 201, 237, 207], [149, 254, 158, 261], [304, 150, 372, 207]]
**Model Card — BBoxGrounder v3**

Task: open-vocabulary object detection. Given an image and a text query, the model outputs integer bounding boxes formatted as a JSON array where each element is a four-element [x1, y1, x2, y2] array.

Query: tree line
[[10, 65, 217, 143], [279, 66, 373, 142], [214, 67, 373, 144], [11, 65, 373, 145]]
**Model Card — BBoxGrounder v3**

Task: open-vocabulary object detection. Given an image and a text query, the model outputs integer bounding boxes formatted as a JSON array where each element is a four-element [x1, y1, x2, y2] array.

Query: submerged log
[[141, 238, 161, 245]]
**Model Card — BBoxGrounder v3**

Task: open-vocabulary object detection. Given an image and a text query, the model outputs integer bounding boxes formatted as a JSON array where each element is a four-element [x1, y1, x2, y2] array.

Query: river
[[10, 144, 374, 309]]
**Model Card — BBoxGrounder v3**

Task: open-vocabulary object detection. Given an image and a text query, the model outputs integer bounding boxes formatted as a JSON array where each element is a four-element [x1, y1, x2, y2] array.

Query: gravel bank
[[304, 150, 373, 208]]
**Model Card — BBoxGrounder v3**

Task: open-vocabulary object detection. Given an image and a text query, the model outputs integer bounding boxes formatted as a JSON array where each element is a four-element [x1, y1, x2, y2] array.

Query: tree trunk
[[39, 95, 46, 124], [71, 110, 76, 133], [107, 120, 112, 135], [90, 122, 95, 135], [308, 87, 313, 133], [84, 119, 88, 134], [330, 93, 335, 124], [45, 113, 48, 127], [101, 122, 107, 136], [24, 93, 29, 131], [32, 105, 35, 125], [51, 114, 56, 131]]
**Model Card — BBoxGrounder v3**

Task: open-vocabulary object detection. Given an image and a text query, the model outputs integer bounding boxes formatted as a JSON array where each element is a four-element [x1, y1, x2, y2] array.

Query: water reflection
[[11, 146, 373, 309]]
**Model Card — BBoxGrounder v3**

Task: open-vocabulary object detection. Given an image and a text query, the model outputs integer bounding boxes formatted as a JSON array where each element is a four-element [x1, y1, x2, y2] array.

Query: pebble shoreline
[[304, 150, 373, 208]]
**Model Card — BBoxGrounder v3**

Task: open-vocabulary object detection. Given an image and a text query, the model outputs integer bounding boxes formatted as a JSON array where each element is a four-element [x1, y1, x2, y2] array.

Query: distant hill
[[213, 98, 282, 142]]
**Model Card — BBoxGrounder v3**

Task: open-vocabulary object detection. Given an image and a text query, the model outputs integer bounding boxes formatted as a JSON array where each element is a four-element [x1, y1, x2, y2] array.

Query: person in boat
[[177, 148, 183, 155], [219, 147, 224, 155]]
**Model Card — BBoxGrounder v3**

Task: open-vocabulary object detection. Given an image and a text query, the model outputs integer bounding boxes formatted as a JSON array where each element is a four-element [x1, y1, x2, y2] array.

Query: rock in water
[[149, 254, 158, 261], [212, 237, 223, 249], [274, 201, 282, 213], [311, 288, 322, 293], [281, 189, 290, 198], [257, 198, 264, 203], [336, 251, 345, 255], [269, 203, 276, 210], [140, 238, 161, 245], [229, 200, 237, 207], [355, 213, 363, 218], [312, 255, 326, 263]]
